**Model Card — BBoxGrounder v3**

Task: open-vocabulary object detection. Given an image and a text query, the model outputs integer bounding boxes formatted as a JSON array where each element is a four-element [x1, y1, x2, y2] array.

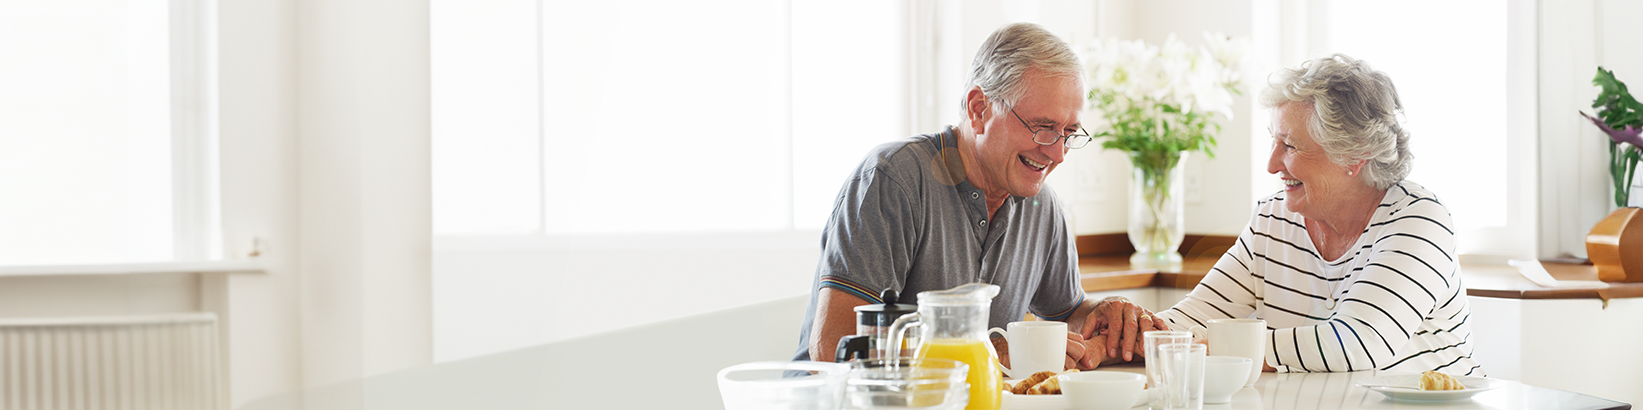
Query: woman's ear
[[965, 87, 990, 134]]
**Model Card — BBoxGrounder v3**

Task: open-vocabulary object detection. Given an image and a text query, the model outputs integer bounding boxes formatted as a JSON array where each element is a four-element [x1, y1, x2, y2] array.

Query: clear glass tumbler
[[1159, 343, 1206, 410], [1144, 331, 1194, 410]]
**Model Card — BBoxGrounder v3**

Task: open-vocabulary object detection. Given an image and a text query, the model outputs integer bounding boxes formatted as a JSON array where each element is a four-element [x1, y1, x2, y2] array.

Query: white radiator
[[0, 313, 222, 410]]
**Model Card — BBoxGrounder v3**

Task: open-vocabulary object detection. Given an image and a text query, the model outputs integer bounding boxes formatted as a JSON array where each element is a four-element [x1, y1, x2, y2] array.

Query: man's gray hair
[[963, 22, 1084, 116], [1258, 53, 1412, 190]]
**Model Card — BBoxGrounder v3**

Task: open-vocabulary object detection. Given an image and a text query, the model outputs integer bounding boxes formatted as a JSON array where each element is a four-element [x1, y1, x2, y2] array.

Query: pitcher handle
[[987, 326, 1016, 379], [835, 335, 870, 362], [886, 312, 922, 361]]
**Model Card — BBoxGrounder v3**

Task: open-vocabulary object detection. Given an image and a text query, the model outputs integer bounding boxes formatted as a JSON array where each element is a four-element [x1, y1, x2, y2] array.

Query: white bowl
[[716, 361, 849, 410], [846, 358, 970, 410], [1203, 356, 1253, 404], [1059, 371, 1146, 410]]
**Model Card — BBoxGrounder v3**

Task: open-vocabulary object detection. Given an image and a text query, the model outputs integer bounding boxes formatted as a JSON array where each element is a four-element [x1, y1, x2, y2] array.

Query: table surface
[[1037, 363, 1631, 410], [234, 294, 1632, 410]]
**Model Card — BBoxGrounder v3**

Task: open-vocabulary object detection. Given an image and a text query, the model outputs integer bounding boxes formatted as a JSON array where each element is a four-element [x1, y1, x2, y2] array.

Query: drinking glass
[[1144, 330, 1193, 410], [1158, 343, 1206, 410]]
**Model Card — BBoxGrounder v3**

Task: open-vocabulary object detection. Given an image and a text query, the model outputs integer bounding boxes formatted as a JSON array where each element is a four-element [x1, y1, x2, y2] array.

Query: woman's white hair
[[1259, 53, 1412, 190], [962, 22, 1085, 116]]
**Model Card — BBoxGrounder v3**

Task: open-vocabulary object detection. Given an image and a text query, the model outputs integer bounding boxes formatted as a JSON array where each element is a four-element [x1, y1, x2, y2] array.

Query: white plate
[[1001, 392, 1069, 410], [1356, 375, 1502, 402], [1000, 389, 1149, 409]]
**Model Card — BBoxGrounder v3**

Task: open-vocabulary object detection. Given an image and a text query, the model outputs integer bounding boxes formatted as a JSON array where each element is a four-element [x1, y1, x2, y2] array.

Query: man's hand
[[1077, 297, 1161, 363], [1065, 331, 1110, 370]]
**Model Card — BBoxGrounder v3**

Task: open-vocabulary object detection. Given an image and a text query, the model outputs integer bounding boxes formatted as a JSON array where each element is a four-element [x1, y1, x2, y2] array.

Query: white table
[[1224, 370, 1625, 410], [235, 295, 1630, 410], [1024, 363, 1629, 410]]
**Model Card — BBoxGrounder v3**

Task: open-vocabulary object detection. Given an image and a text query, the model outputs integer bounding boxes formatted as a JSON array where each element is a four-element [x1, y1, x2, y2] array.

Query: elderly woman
[[1145, 54, 1482, 375]]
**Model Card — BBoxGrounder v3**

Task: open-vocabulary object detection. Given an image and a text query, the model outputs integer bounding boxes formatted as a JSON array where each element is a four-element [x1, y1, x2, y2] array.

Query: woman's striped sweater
[[1155, 181, 1484, 376]]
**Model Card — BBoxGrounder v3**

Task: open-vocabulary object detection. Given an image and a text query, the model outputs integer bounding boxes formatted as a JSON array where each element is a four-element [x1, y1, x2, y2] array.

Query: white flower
[[1081, 32, 1248, 155], [1203, 32, 1249, 79], [1188, 47, 1234, 118]]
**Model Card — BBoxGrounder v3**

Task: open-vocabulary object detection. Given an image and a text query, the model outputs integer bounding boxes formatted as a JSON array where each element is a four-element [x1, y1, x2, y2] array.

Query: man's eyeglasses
[[1011, 108, 1092, 149]]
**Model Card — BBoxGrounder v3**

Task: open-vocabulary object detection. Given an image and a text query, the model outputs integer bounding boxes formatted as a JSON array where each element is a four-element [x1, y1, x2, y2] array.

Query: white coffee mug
[[987, 321, 1066, 379], [1189, 318, 1265, 387]]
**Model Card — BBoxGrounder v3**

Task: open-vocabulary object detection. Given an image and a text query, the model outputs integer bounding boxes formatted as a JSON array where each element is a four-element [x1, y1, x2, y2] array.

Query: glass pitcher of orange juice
[[887, 283, 1003, 410]]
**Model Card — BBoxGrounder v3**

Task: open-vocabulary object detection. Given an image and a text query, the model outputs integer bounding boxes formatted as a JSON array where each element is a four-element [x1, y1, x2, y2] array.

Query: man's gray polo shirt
[[793, 127, 1083, 362]]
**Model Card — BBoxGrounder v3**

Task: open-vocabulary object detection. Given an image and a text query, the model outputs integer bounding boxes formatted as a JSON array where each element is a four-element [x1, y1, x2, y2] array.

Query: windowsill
[[0, 259, 268, 277], [1074, 234, 1643, 301]]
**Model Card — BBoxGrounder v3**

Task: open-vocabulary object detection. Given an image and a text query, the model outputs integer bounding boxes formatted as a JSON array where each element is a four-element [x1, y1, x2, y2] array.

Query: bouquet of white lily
[[1084, 32, 1247, 164], [1083, 32, 1247, 268]]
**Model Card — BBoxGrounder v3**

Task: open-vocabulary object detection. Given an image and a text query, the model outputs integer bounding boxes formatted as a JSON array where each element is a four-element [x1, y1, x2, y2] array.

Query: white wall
[[433, 233, 818, 362], [220, 0, 434, 406], [216, 0, 301, 406], [293, 0, 433, 388]]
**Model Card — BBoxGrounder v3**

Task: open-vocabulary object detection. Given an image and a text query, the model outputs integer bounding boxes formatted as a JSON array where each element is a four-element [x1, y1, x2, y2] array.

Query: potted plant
[[1084, 33, 1246, 271], [1579, 67, 1643, 282]]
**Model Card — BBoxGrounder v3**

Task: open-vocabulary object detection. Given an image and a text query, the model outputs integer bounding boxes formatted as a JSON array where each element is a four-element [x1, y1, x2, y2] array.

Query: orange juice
[[918, 338, 1002, 410]]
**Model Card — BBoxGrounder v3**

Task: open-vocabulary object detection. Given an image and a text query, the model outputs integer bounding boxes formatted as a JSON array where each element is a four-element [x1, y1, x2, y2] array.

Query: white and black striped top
[[1156, 181, 1483, 376]]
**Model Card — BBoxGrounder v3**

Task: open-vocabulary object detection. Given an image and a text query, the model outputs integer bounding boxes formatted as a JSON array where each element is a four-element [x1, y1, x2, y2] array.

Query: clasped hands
[[994, 297, 1162, 371]]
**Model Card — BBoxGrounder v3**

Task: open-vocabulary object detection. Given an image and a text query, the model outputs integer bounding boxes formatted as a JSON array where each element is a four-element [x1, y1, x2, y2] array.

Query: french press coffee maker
[[834, 288, 918, 362]]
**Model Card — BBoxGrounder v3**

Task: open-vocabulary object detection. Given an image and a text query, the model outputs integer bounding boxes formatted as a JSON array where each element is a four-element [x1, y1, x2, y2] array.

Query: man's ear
[[965, 87, 990, 134]]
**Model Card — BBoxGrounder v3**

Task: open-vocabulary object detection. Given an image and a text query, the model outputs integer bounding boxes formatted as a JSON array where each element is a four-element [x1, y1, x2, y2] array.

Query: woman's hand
[[1067, 331, 1112, 370]]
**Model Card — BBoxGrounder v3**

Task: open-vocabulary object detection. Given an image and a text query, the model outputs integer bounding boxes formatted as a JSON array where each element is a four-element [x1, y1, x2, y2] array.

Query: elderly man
[[793, 22, 1158, 372]]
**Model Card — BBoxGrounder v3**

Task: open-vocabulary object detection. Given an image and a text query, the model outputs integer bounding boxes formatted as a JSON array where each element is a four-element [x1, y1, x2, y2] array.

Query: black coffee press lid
[[852, 288, 918, 327]]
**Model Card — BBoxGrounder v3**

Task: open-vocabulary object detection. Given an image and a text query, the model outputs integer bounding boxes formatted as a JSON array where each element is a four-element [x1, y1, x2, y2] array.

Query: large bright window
[[0, 1, 218, 265], [1314, 0, 1530, 257], [431, 0, 908, 363], [433, 0, 904, 236]]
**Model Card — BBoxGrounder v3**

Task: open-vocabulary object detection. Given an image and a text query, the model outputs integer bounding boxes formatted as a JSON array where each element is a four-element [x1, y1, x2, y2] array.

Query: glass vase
[[1127, 150, 1187, 272]]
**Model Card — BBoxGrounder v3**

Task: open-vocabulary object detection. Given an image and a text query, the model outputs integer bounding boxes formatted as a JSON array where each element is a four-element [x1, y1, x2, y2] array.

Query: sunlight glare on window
[[1324, 0, 1507, 229], [0, 1, 174, 265]]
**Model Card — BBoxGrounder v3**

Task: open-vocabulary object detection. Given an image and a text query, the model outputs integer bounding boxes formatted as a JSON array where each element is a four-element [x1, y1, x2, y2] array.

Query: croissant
[[1026, 369, 1079, 395], [1419, 371, 1464, 391], [1011, 371, 1057, 394]]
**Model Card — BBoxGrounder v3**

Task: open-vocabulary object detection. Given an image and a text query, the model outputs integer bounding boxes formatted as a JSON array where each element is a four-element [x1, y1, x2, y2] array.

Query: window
[[432, 0, 904, 236], [1308, 0, 1533, 258], [431, 0, 908, 362], [0, 0, 219, 265]]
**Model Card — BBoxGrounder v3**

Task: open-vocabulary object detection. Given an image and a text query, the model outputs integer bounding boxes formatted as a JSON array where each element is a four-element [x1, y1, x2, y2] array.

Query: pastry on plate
[[1010, 370, 1056, 395], [1025, 369, 1079, 395], [1418, 370, 1464, 391]]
